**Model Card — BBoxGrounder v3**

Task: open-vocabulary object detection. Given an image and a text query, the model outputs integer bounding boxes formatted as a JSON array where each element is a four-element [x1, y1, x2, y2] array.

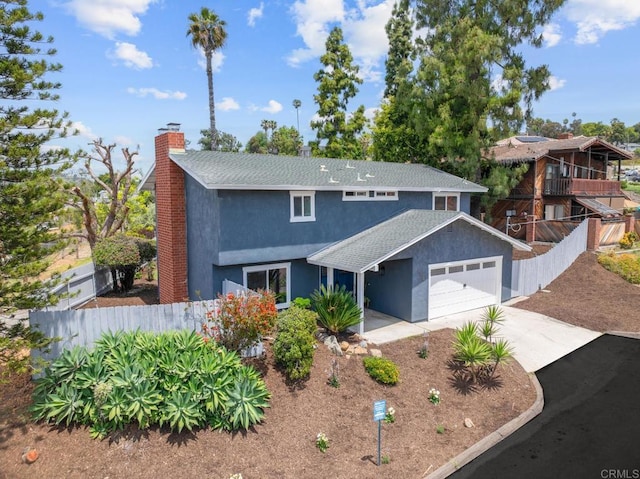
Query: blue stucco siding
[[216, 189, 436, 257], [185, 175, 220, 300], [365, 259, 413, 321], [389, 219, 513, 322]]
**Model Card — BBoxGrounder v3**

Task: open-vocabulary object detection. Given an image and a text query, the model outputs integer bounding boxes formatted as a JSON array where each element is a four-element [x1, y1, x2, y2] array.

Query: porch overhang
[[307, 209, 531, 273], [574, 198, 621, 218]]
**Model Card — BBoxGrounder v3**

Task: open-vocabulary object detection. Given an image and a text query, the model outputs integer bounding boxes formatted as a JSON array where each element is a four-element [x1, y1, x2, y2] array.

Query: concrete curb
[[606, 331, 640, 340], [424, 372, 544, 479]]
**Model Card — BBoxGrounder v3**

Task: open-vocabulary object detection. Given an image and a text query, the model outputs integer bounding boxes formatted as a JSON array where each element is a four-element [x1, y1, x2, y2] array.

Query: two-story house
[[142, 125, 530, 331], [489, 134, 633, 241]]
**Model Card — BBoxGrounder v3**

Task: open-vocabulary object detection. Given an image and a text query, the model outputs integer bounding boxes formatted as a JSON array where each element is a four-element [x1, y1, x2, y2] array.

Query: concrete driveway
[[363, 305, 601, 373]]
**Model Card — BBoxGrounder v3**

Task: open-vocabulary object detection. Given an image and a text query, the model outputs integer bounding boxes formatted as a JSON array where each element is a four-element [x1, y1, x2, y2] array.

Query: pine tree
[[311, 27, 368, 159], [0, 0, 74, 375]]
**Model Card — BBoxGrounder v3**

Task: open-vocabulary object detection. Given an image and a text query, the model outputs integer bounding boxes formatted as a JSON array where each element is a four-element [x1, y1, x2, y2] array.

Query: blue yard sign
[[373, 400, 386, 466], [373, 399, 386, 422]]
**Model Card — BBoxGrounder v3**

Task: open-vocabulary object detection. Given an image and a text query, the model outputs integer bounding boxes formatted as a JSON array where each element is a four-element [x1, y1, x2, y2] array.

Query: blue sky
[[39, 0, 640, 174]]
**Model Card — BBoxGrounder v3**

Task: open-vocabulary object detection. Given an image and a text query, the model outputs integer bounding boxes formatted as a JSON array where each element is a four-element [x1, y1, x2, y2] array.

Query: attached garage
[[308, 210, 530, 333], [428, 256, 502, 318]]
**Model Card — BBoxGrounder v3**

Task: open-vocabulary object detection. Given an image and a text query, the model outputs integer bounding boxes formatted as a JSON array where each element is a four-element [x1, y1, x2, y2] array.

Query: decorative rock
[[369, 348, 382, 358], [22, 447, 39, 464], [464, 418, 475, 428], [340, 341, 350, 352], [353, 345, 368, 355], [359, 340, 368, 348], [324, 335, 343, 356]]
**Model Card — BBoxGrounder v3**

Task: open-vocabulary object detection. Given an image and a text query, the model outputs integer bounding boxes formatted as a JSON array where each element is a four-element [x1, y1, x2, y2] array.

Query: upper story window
[[342, 190, 398, 201], [433, 193, 459, 211], [290, 191, 315, 222]]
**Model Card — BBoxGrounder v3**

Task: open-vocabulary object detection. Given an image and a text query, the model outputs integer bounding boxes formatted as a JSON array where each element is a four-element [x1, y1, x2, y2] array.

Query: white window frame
[[290, 191, 315, 222], [433, 193, 460, 211], [243, 262, 291, 309], [342, 190, 398, 201]]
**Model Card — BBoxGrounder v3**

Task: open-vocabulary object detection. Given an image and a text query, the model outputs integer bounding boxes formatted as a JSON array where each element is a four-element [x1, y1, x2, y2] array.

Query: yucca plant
[[310, 284, 362, 335], [480, 305, 505, 342], [490, 338, 514, 377], [453, 322, 491, 382]]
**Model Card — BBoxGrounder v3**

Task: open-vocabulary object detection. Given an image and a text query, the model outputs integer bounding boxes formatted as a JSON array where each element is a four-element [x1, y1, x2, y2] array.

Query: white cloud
[[364, 106, 379, 120], [287, 0, 345, 66], [342, 0, 395, 80], [542, 23, 562, 47], [109, 42, 153, 69], [548, 76, 566, 91], [126, 87, 187, 100], [262, 100, 283, 114], [71, 121, 98, 140], [217, 97, 240, 111], [248, 2, 264, 27], [565, 0, 640, 44], [114, 135, 136, 146], [62, 0, 156, 39]]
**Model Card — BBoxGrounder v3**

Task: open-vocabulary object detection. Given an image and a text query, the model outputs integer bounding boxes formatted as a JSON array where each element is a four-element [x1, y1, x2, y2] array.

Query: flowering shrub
[[202, 291, 278, 353], [428, 388, 441, 405], [316, 432, 329, 453]]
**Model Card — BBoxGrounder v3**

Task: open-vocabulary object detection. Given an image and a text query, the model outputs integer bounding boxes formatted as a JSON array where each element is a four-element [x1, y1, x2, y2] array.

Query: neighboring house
[[489, 134, 633, 240], [142, 125, 530, 332]]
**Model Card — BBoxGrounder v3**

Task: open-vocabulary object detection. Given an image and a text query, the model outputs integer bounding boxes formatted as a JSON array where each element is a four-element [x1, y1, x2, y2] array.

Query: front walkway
[[362, 305, 601, 373]]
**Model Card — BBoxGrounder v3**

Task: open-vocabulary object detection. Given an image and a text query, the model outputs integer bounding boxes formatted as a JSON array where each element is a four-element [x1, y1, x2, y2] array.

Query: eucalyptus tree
[[311, 27, 368, 159], [187, 7, 227, 150], [0, 0, 74, 374]]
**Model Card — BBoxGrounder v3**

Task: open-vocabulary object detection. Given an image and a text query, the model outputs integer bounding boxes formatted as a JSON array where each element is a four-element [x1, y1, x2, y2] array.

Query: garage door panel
[[428, 257, 500, 319]]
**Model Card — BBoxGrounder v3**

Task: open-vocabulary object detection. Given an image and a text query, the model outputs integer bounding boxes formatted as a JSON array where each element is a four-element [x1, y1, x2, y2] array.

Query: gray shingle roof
[[307, 209, 530, 273], [169, 150, 486, 192], [489, 136, 633, 165]]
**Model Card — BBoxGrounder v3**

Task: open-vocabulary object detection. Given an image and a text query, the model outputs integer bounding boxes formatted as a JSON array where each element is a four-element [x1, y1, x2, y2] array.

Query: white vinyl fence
[[30, 300, 214, 364], [46, 262, 113, 311], [30, 282, 259, 363], [511, 219, 589, 297]]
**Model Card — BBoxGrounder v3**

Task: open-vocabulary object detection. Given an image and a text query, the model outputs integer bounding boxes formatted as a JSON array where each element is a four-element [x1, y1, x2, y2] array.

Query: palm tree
[[187, 8, 227, 151], [293, 99, 301, 134]]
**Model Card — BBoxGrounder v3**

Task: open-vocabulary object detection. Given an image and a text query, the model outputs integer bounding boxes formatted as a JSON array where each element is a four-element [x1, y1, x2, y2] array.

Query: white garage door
[[428, 256, 502, 319]]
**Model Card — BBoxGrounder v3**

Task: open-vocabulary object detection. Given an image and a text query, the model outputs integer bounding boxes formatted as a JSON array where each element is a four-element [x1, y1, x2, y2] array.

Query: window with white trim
[[243, 263, 291, 308], [433, 193, 459, 211], [290, 191, 315, 222], [342, 190, 398, 201]]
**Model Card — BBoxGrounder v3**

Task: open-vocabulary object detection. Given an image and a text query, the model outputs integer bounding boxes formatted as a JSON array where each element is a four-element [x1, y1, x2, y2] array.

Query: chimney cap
[[167, 122, 181, 131]]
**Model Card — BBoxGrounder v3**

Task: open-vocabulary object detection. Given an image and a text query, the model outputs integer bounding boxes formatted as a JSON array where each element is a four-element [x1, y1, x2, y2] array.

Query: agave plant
[[310, 284, 362, 335], [125, 380, 162, 428], [160, 391, 204, 433], [224, 377, 270, 431]]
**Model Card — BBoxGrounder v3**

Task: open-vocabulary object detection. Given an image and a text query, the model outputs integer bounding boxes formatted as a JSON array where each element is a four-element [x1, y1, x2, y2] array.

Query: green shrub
[[31, 329, 270, 439], [619, 231, 639, 249], [363, 356, 399, 385], [273, 306, 318, 380], [310, 285, 362, 335], [598, 252, 640, 284]]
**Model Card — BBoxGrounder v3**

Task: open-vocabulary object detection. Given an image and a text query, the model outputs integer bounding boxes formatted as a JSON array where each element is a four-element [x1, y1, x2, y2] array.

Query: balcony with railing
[[543, 178, 622, 196]]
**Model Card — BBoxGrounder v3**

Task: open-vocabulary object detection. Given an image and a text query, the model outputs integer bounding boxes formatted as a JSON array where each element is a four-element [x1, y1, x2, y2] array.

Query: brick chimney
[[154, 124, 188, 303], [557, 132, 574, 140]]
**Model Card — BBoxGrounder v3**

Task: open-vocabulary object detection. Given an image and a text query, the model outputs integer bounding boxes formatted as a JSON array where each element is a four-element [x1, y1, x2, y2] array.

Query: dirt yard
[[1, 250, 637, 478]]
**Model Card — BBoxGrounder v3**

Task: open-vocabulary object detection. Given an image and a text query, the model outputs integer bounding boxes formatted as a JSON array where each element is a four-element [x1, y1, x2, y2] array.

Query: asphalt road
[[449, 334, 640, 479]]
